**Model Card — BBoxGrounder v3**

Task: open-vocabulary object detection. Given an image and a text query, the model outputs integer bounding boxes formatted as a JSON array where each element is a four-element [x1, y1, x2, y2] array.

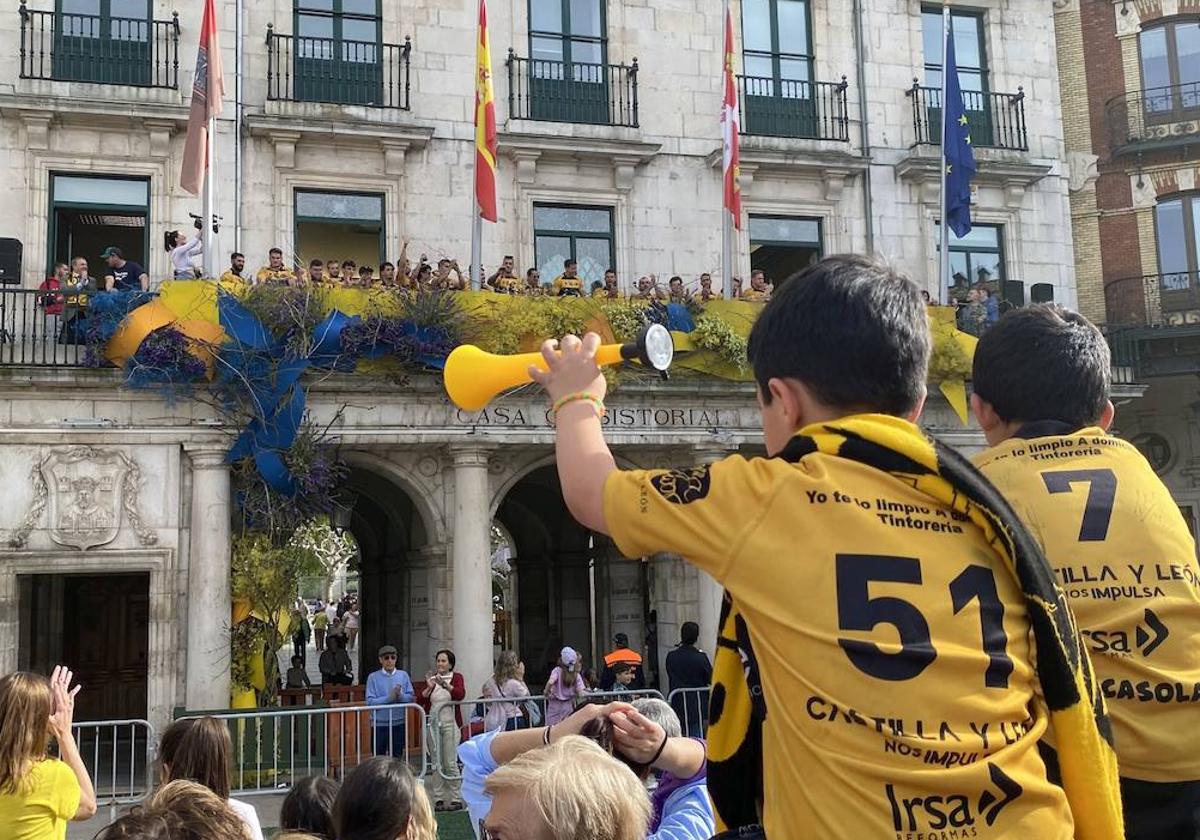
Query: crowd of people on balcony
[[204, 242, 778, 304]]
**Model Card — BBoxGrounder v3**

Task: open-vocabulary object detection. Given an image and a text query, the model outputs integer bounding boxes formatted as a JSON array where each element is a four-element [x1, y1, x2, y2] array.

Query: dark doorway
[[749, 215, 822, 286], [497, 466, 649, 688], [341, 466, 427, 680], [19, 572, 150, 720], [52, 210, 147, 270]]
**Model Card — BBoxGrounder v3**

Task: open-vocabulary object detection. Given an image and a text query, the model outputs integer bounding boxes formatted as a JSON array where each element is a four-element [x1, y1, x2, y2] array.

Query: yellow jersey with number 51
[[603, 419, 1074, 839], [975, 428, 1200, 782]]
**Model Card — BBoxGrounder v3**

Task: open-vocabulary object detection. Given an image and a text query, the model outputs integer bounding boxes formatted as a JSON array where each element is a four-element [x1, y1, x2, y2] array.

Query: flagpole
[[470, 207, 482, 291], [938, 0, 951, 304], [721, 0, 735, 300], [203, 115, 216, 278]]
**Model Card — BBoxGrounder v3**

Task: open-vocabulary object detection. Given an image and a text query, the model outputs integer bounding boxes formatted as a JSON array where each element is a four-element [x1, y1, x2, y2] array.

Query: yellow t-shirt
[[976, 428, 1200, 783], [552, 275, 583, 296], [603, 420, 1073, 839], [218, 271, 248, 284], [494, 276, 524, 294], [0, 759, 81, 840], [255, 266, 296, 284], [740, 287, 770, 302]]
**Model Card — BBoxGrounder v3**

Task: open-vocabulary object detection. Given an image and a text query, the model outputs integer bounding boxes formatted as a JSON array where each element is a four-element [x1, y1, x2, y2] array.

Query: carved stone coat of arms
[[9, 447, 157, 550]]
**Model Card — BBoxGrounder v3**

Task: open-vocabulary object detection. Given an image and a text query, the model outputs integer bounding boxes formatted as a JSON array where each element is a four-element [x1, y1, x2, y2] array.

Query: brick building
[[1054, 0, 1200, 524]]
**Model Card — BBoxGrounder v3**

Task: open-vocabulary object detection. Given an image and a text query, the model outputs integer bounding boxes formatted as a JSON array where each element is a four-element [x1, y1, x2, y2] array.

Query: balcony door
[[740, 0, 817, 137], [1139, 21, 1200, 123], [1155, 193, 1200, 313], [921, 8, 993, 147], [54, 0, 151, 86], [528, 0, 609, 124], [294, 0, 383, 106]]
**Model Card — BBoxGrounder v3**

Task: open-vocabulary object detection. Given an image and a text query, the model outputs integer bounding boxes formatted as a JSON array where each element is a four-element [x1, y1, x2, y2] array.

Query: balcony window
[[18, 0, 178, 88], [749, 215, 821, 285], [295, 189, 386, 270], [1139, 21, 1200, 120], [1155, 194, 1200, 299], [524, 0, 611, 124], [533, 204, 614, 292], [50, 173, 150, 271], [918, 8, 1006, 149], [292, 0, 384, 106]]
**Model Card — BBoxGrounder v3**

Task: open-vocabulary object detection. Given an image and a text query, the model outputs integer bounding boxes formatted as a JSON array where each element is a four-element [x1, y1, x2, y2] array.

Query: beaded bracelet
[[551, 392, 606, 423]]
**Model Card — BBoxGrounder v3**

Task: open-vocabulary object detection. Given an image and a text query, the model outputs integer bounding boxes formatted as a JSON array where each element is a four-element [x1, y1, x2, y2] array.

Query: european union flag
[[943, 30, 977, 238]]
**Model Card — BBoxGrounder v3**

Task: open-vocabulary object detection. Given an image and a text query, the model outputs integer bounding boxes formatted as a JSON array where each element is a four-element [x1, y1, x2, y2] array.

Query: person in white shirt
[[165, 230, 203, 280]]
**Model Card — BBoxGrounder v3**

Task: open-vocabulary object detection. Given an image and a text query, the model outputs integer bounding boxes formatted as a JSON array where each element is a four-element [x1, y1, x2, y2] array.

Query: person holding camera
[[166, 221, 205, 280]]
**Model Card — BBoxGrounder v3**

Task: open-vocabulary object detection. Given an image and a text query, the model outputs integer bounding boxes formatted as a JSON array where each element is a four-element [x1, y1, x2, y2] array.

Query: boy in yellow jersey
[[528, 256, 1106, 839], [971, 305, 1200, 840]]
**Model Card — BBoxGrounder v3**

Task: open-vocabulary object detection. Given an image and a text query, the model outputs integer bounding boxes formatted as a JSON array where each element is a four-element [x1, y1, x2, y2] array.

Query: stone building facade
[[0, 0, 1073, 724], [1053, 0, 1200, 524]]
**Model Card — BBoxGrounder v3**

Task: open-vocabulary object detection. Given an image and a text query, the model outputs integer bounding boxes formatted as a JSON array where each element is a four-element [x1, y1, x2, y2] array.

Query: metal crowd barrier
[[430, 690, 667, 781], [67, 719, 156, 822], [181, 702, 427, 795], [667, 687, 711, 738]]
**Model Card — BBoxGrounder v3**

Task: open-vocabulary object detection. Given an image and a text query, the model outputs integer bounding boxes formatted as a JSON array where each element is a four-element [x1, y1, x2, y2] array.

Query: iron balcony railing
[[737, 75, 850, 141], [906, 81, 1028, 151], [267, 26, 412, 110], [506, 51, 639, 128], [18, 2, 180, 89], [0, 286, 95, 367], [1105, 83, 1200, 156], [1104, 271, 1200, 328]]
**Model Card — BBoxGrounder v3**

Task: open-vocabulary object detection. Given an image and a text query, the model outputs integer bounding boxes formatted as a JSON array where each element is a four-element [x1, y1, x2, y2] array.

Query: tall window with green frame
[[528, 0, 609, 124], [740, 0, 816, 138], [55, 0, 151, 86], [1155, 194, 1200, 309], [533, 205, 614, 291], [921, 8, 993, 146], [294, 0, 383, 106]]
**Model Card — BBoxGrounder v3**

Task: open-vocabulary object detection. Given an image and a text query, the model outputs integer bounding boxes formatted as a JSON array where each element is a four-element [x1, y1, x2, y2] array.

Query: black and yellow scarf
[[707, 415, 1123, 840]]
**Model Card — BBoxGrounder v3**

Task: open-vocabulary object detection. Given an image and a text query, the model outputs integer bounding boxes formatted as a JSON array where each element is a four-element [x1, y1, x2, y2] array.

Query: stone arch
[[341, 450, 446, 547]]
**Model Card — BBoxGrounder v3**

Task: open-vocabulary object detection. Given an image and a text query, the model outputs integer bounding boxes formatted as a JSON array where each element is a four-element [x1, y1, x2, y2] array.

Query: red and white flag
[[181, 0, 225, 195], [721, 6, 742, 229]]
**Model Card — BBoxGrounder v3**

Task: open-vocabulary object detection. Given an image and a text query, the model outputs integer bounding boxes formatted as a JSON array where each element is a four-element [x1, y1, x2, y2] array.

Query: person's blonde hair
[[0, 673, 53, 795], [94, 780, 250, 839], [493, 650, 519, 685], [407, 781, 436, 840], [484, 736, 651, 840]]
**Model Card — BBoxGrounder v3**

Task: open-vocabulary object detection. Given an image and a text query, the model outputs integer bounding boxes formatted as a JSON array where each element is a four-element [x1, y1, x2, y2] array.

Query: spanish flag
[[474, 0, 498, 223]]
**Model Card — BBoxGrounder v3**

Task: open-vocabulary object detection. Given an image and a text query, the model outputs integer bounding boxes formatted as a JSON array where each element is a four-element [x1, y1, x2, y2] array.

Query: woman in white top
[[165, 229, 203, 280], [481, 649, 531, 732], [420, 649, 466, 811], [158, 716, 265, 840], [344, 605, 360, 650]]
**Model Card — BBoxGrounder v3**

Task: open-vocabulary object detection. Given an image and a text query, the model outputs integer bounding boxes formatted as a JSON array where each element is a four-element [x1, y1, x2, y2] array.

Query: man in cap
[[101, 246, 149, 292], [365, 644, 414, 760], [600, 632, 645, 691]]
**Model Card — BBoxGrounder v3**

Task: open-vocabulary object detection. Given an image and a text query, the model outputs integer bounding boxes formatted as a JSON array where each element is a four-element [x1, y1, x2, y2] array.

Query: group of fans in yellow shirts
[[530, 253, 1199, 840]]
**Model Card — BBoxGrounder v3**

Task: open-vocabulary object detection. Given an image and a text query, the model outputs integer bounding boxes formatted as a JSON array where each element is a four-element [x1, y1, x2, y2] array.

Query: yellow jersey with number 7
[[975, 428, 1200, 782]]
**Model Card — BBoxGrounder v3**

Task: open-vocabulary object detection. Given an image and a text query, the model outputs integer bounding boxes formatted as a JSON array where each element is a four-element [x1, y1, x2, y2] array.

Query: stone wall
[[0, 0, 1075, 301]]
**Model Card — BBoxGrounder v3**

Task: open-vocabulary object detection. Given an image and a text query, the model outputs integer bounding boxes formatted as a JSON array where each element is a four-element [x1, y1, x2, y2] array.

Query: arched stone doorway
[[495, 465, 651, 688], [338, 461, 433, 679]]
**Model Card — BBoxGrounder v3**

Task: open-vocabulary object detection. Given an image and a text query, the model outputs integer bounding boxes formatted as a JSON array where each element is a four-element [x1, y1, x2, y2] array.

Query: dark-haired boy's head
[[746, 254, 929, 454], [970, 304, 1114, 446], [679, 621, 700, 646]]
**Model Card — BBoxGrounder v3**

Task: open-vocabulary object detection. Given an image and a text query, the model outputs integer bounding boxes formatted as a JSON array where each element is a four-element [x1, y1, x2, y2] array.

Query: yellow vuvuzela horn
[[444, 324, 674, 412]]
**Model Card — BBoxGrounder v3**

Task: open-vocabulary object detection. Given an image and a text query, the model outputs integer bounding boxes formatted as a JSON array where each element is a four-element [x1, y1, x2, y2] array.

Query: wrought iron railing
[[267, 26, 412, 110], [737, 75, 850, 141], [506, 51, 639, 127], [0, 287, 97, 367], [18, 2, 180, 89], [906, 82, 1028, 151], [1105, 83, 1200, 156], [1104, 271, 1200, 328]]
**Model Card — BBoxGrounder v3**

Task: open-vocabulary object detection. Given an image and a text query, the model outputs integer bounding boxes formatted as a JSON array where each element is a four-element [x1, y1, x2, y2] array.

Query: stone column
[[451, 446, 494, 697], [185, 448, 232, 710], [694, 447, 732, 654]]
